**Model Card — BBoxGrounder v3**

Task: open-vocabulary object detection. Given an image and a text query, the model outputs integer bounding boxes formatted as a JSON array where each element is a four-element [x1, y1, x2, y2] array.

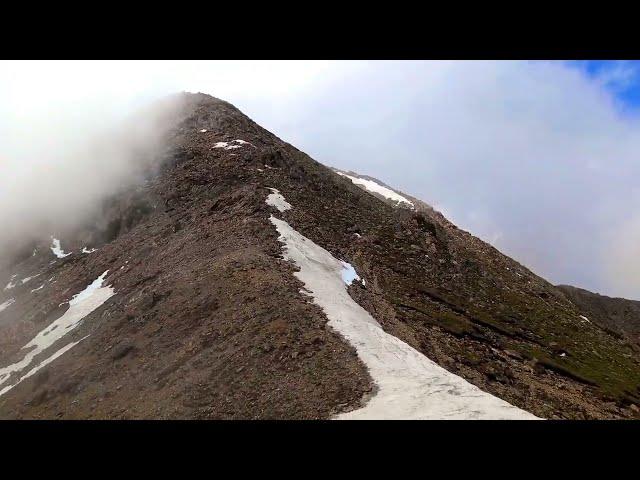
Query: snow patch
[[266, 188, 292, 212], [82, 247, 97, 254], [268, 213, 537, 420], [50, 238, 71, 258], [579, 315, 591, 324], [0, 339, 85, 398], [31, 284, 45, 293], [199, 129, 207, 133], [0, 271, 114, 396], [213, 139, 251, 150], [340, 261, 361, 286], [0, 298, 15, 313], [336, 171, 414, 208]]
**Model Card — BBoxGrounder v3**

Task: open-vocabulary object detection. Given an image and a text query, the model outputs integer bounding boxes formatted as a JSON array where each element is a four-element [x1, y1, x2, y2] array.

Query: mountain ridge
[[1, 92, 639, 419], [334, 167, 640, 349]]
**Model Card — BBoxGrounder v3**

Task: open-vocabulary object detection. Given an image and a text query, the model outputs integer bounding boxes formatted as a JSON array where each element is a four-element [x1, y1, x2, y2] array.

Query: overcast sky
[[2, 60, 640, 299]]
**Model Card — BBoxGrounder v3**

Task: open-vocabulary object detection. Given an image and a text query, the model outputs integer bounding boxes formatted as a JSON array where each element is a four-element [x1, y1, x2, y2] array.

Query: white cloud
[[228, 60, 640, 299], [2, 60, 640, 298]]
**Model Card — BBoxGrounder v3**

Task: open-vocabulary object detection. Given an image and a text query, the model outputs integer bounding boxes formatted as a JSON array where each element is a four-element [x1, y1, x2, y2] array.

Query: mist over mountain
[[1, 92, 639, 419], [4, 61, 640, 299], [0, 93, 196, 267]]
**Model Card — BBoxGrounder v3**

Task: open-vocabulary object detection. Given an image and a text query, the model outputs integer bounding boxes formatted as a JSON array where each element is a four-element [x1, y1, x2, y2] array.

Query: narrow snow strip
[[31, 284, 45, 293], [268, 214, 537, 419], [0, 271, 114, 393], [340, 261, 361, 285], [579, 315, 591, 324], [336, 171, 414, 207], [50, 238, 71, 258], [0, 298, 15, 313], [21, 274, 40, 284], [266, 188, 292, 212], [0, 338, 85, 397], [4, 275, 17, 291], [82, 247, 97, 254]]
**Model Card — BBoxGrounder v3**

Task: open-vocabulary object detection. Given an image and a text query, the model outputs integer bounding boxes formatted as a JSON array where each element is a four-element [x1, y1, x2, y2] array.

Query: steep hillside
[[1, 93, 639, 419], [557, 284, 640, 349]]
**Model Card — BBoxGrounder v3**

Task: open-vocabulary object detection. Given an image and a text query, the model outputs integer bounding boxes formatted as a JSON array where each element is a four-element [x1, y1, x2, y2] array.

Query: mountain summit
[[1, 93, 639, 419]]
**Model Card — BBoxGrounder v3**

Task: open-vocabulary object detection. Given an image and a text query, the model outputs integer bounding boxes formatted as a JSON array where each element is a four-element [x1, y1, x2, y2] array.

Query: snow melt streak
[[268, 213, 537, 419], [4, 275, 17, 291], [0, 298, 15, 313], [336, 172, 414, 207], [0, 271, 114, 397]]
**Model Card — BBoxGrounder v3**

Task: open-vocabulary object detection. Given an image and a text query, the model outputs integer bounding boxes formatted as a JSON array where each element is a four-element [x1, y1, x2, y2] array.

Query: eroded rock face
[[0, 92, 639, 419]]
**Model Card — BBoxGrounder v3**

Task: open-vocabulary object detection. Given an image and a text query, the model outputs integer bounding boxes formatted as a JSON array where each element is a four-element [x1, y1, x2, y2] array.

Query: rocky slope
[[557, 284, 640, 349], [1, 93, 639, 419]]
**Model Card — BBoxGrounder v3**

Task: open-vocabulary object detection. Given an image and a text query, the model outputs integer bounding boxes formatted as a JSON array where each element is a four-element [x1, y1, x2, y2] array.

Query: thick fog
[[2, 61, 639, 299], [0, 65, 190, 262]]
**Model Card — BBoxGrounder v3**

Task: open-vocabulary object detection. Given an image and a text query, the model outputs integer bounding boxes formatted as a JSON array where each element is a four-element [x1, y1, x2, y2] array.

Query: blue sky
[[567, 60, 640, 112]]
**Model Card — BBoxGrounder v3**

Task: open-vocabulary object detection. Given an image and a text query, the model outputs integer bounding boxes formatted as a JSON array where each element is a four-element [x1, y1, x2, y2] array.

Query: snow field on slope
[[266, 190, 537, 419]]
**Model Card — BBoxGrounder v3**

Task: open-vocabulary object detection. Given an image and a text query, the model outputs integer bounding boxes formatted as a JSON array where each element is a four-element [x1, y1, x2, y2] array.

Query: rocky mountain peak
[[1, 95, 639, 419]]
